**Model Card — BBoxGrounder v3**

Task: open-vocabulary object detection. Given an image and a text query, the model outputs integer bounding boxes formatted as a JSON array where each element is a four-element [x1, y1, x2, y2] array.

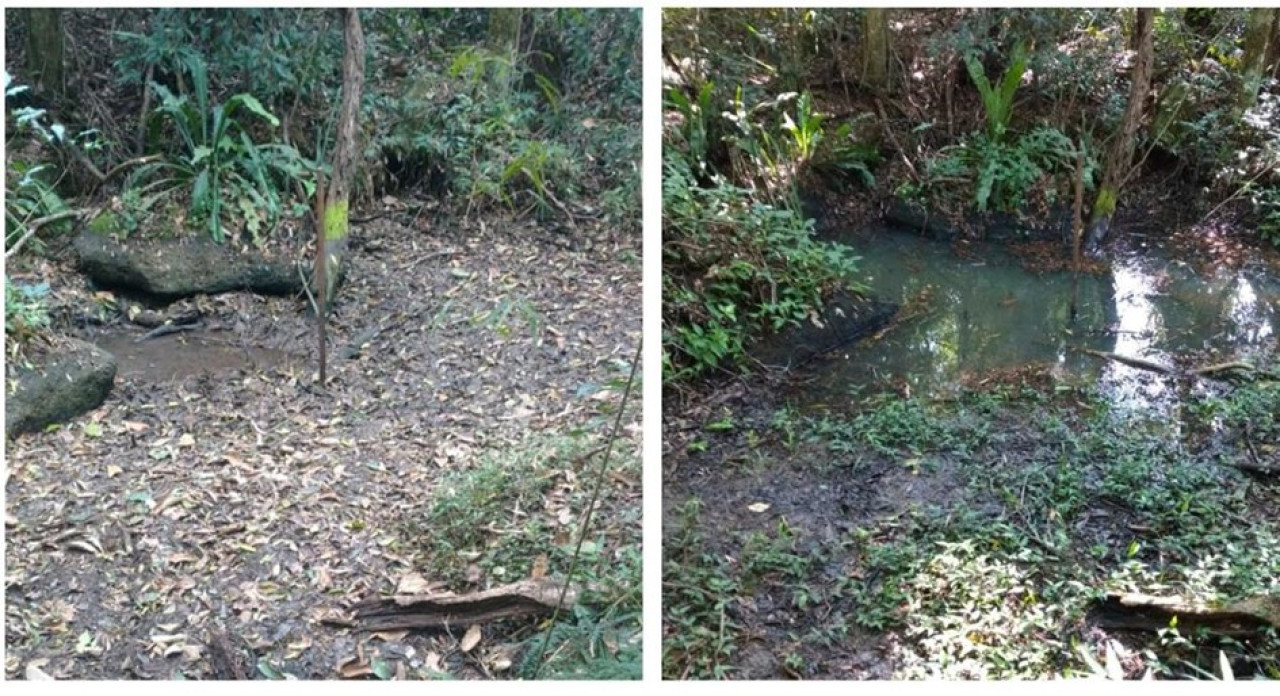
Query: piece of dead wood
[[348, 578, 575, 633], [1075, 348, 1270, 383], [1076, 347, 1176, 374], [1190, 361, 1256, 377], [1090, 592, 1280, 638], [206, 628, 247, 680]]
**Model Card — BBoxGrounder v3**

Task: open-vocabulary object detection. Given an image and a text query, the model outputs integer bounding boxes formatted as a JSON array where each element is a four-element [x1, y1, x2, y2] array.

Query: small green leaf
[[371, 657, 393, 680], [257, 658, 284, 680]]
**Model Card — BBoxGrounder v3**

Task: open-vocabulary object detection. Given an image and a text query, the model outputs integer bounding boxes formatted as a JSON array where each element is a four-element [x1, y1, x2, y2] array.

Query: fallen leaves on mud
[[5, 213, 641, 680]]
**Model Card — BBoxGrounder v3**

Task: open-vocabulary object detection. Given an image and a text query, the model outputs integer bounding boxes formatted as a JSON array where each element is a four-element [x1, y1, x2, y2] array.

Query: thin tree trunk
[[488, 8, 523, 52], [1268, 10, 1280, 79], [25, 9, 64, 100], [319, 7, 366, 307], [1085, 8, 1154, 253], [860, 9, 891, 92]]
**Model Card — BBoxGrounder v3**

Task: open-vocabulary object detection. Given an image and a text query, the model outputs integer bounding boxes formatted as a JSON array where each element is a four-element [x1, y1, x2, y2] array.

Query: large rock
[[749, 290, 899, 369], [74, 228, 303, 301], [6, 339, 117, 438]]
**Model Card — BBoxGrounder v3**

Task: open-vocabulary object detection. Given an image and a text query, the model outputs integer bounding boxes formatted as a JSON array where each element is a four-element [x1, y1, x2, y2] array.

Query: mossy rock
[[6, 339, 117, 438], [74, 227, 304, 301]]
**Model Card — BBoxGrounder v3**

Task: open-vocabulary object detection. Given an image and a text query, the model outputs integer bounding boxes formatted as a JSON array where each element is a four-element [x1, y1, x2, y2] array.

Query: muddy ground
[[663, 367, 1280, 679], [5, 212, 642, 679]]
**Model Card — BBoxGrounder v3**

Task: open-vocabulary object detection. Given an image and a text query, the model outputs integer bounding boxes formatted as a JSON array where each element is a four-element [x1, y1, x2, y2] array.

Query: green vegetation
[[418, 427, 641, 680], [664, 380, 1280, 679], [663, 9, 1280, 377], [132, 56, 315, 244], [662, 63, 868, 381], [6, 8, 639, 253]]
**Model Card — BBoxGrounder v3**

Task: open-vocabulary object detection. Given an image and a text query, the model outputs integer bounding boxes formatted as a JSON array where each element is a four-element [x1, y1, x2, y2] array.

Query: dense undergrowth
[[662, 8, 1280, 386], [6, 8, 640, 351]]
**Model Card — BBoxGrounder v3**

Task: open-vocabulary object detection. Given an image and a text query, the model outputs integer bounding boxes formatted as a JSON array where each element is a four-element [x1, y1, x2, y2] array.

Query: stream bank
[[664, 214, 1280, 680]]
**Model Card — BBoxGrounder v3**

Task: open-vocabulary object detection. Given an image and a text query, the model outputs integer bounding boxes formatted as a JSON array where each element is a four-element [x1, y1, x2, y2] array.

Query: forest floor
[[5, 211, 642, 679], [663, 210, 1280, 679], [663, 361, 1280, 680]]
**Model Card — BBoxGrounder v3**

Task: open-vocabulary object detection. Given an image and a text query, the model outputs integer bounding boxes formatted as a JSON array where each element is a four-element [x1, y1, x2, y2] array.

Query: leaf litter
[[5, 212, 641, 679]]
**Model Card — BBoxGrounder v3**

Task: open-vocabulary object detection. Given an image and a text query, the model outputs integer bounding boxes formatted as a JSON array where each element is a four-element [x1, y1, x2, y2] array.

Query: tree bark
[[1238, 8, 1278, 116], [319, 8, 365, 307], [1268, 10, 1280, 79], [1085, 8, 1154, 253], [860, 9, 891, 92], [25, 9, 64, 101]]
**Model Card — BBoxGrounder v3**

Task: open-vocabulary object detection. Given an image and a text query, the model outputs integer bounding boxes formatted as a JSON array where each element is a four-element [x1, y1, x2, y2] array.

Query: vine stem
[[531, 337, 642, 678]]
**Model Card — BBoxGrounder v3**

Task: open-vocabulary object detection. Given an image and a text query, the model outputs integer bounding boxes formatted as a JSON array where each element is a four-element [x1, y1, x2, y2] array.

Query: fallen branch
[[1075, 347, 1175, 374], [347, 577, 574, 633], [135, 321, 203, 343], [1090, 592, 1280, 638], [1190, 361, 1255, 377], [5, 207, 97, 258], [1074, 348, 1268, 383]]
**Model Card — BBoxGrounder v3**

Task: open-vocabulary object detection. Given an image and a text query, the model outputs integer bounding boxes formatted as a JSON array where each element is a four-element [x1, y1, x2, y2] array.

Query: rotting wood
[[1090, 592, 1280, 638], [206, 627, 247, 680], [348, 578, 574, 633]]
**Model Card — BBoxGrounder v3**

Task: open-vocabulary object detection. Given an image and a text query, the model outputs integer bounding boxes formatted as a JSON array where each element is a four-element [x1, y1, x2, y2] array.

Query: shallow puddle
[[94, 330, 299, 382], [781, 228, 1279, 414]]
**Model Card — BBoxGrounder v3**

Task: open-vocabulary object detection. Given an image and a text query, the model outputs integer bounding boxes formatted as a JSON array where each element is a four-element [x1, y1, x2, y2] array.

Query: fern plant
[[134, 56, 313, 243], [966, 41, 1029, 143]]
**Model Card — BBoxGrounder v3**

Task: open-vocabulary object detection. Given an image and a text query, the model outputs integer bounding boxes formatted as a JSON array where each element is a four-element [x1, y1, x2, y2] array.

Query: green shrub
[[4, 74, 74, 252], [925, 126, 1080, 213], [662, 152, 861, 381], [131, 57, 315, 243], [5, 279, 51, 353]]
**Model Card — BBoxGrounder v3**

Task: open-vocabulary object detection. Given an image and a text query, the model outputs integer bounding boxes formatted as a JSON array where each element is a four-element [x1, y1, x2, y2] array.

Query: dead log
[[348, 578, 574, 632], [1076, 347, 1175, 374], [1090, 592, 1280, 638], [1076, 349, 1273, 383], [1191, 361, 1256, 377]]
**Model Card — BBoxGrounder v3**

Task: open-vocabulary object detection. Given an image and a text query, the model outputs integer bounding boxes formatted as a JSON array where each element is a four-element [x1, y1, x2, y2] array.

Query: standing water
[[777, 227, 1279, 415]]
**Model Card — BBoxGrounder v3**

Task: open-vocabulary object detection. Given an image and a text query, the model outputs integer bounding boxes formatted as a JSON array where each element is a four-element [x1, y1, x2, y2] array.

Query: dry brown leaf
[[395, 572, 439, 595], [286, 636, 312, 659], [337, 655, 373, 679], [369, 630, 409, 643], [460, 624, 482, 653], [26, 661, 54, 681], [530, 554, 549, 579]]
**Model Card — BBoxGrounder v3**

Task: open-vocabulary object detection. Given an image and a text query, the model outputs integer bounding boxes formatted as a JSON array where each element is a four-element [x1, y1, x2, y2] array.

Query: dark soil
[[4, 213, 641, 679], [663, 370, 1280, 679]]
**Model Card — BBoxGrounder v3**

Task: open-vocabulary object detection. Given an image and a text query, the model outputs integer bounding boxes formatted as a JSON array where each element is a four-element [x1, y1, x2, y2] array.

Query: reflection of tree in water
[[793, 230, 1280, 411]]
